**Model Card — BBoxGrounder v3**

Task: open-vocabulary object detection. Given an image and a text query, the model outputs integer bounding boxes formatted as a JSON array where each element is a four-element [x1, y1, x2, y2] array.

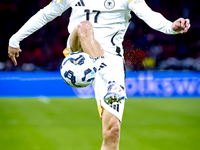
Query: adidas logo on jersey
[[75, 0, 85, 6]]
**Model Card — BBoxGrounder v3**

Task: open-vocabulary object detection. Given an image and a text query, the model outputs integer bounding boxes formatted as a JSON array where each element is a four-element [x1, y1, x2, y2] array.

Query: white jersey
[[9, 0, 177, 56], [68, 0, 131, 56]]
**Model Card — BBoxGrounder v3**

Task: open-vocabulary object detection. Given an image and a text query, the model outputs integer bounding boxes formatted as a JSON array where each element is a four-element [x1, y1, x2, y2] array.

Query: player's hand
[[172, 18, 190, 34], [8, 46, 22, 66]]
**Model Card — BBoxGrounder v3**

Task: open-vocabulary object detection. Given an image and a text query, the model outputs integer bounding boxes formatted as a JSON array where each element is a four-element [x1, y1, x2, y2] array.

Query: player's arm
[[128, 0, 190, 34], [8, 0, 69, 66]]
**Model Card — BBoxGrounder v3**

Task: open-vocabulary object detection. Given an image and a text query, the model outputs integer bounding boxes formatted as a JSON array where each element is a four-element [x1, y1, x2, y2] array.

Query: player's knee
[[103, 121, 120, 144], [77, 21, 93, 38], [110, 124, 120, 140]]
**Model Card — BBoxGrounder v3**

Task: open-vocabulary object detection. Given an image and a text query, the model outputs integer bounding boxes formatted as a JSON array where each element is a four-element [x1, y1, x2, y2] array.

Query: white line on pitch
[[37, 96, 50, 104]]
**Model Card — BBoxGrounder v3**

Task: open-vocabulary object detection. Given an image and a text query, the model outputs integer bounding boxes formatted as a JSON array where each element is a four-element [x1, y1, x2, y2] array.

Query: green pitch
[[0, 98, 200, 150]]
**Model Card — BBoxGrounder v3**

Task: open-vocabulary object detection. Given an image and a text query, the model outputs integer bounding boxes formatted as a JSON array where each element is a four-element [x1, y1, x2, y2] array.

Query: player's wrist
[[166, 22, 178, 35], [9, 35, 20, 48]]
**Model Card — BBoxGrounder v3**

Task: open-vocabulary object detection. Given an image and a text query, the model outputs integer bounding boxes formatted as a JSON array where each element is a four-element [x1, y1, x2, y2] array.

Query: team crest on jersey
[[104, 0, 115, 10]]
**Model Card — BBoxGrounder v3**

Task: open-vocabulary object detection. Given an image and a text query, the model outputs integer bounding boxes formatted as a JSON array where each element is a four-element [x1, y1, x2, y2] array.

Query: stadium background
[[0, 0, 200, 150], [0, 0, 200, 71]]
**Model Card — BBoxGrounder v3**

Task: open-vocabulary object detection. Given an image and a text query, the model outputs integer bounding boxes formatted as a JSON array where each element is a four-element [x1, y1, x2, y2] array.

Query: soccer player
[[8, 0, 190, 149]]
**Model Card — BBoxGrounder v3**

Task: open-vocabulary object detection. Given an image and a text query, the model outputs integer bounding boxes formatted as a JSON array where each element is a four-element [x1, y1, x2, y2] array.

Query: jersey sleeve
[[128, 0, 178, 35], [9, 0, 70, 48]]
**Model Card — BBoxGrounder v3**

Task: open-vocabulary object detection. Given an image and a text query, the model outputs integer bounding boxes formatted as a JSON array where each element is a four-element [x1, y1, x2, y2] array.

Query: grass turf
[[0, 98, 200, 150]]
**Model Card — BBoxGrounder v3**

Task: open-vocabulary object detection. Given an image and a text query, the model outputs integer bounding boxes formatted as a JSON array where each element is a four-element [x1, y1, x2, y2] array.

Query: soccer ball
[[60, 52, 97, 88]]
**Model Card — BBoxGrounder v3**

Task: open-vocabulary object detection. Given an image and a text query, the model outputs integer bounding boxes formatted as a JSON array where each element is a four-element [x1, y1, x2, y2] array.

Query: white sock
[[94, 56, 115, 85]]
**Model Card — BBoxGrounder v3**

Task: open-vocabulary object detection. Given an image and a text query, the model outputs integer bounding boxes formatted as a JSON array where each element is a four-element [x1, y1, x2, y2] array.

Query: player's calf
[[76, 21, 104, 58]]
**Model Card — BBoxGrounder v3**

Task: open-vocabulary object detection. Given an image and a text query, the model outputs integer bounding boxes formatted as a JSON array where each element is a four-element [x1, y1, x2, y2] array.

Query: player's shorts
[[92, 51, 126, 122], [63, 48, 126, 122]]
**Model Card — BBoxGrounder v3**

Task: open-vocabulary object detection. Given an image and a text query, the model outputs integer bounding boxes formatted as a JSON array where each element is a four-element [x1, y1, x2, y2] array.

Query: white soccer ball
[[60, 52, 97, 88]]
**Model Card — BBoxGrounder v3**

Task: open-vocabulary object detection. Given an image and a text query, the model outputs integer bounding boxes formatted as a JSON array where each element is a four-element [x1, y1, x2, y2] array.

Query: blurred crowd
[[0, 0, 199, 71]]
